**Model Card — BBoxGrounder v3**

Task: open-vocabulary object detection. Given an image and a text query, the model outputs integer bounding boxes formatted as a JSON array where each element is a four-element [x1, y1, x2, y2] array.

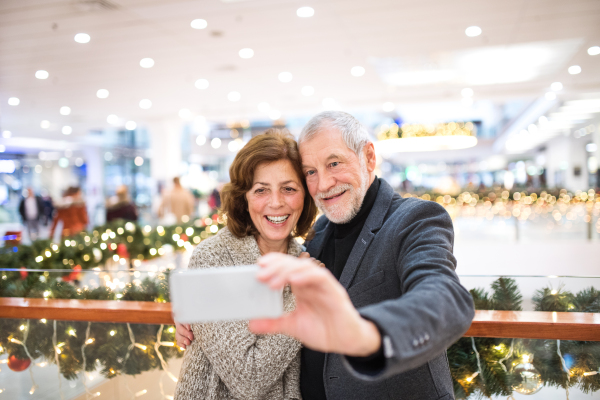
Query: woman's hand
[[299, 251, 326, 269], [175, 322, 194, 349]]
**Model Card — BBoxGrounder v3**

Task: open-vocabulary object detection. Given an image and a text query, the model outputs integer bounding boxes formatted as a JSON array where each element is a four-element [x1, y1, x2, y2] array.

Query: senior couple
[[174, 111, 474, 400]]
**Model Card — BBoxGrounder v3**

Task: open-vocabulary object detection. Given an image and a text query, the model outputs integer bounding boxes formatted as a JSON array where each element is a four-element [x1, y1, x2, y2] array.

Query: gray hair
[[299, 111, 371, 156]]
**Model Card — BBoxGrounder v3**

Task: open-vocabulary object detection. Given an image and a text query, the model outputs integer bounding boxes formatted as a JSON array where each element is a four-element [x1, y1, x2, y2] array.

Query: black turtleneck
[[300, 177, 380, 400]]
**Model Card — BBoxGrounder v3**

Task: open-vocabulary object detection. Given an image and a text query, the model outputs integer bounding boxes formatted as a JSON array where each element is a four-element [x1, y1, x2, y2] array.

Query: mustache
[[315, 184, 353, 201]]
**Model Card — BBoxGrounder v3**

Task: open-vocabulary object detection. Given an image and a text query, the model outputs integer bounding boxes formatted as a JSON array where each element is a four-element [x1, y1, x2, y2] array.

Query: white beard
[[314, 157, 370, 224]]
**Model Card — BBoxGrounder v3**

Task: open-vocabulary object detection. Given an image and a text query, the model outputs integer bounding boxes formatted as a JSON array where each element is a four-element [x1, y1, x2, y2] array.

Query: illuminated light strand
[[80, 322, 95, 396], [496, 339, 514, 372], [155, 325, 179, 385], [10, 321, 38, 395], [556, 339, 571, 400], [52, 320, 66, 400], [470, 337, 485, 387]]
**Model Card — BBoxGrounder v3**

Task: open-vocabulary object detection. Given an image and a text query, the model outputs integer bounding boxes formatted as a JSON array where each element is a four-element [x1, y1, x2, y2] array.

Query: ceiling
[[0, 0, 599, 142]]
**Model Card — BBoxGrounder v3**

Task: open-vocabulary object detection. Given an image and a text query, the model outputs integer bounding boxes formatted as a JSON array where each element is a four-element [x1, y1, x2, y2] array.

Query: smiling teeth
[[267, 215, 289, 224]]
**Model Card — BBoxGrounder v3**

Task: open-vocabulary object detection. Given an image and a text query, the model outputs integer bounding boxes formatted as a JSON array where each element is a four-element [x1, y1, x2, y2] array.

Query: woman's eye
[[283, 187, 296, 193], [255, 188, 265, 194]]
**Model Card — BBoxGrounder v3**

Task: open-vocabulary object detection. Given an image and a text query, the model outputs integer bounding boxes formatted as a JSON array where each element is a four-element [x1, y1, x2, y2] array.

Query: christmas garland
[[0, 214, 226, 280], [0, 276, 599, 398]]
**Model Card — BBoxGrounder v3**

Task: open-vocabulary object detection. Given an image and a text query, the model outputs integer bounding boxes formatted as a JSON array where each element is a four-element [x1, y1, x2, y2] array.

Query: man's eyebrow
[[302, 153, 343, 169]]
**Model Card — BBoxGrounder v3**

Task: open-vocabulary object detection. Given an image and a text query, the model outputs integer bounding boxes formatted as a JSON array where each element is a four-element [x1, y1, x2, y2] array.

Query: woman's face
[[246, 159, 305, 245]]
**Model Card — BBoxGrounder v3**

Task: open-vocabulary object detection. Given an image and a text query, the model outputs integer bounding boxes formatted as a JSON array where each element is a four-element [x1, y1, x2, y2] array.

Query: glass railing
[[0, 272, 598, 399]]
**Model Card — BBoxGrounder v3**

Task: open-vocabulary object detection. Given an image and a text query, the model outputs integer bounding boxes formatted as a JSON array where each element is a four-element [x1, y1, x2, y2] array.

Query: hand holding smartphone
[[170, 265, 284, 323]]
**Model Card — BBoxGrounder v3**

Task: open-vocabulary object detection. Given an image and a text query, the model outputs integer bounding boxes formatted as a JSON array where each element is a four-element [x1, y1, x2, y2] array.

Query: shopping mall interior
[[0, 0, 599, 399]]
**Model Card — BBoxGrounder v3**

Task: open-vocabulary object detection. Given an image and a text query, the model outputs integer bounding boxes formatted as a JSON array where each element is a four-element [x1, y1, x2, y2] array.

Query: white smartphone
[[170, 265, 284, 323]]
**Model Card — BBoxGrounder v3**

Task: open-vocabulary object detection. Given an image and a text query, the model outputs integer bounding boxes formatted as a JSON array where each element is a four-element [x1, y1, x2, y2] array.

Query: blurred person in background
[[174, 129, 318, 400], [50, 186, 89, 239], [106, 185, 138, 222], [18, 188, 44, 241], [39, 189, 54, 226], [158, 177, 195, 224]]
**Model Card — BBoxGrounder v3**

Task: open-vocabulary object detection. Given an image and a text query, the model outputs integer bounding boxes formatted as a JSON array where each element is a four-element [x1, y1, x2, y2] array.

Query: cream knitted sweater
[[174, 227, 303, 400]]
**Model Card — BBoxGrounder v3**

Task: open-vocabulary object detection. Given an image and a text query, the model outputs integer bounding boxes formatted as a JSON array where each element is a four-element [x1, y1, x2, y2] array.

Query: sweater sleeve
[[188, 241, 302, 399]]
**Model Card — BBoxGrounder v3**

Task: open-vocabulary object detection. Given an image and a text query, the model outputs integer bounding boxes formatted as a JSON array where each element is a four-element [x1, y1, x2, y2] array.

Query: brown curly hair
[[220, 128, 317, 239]]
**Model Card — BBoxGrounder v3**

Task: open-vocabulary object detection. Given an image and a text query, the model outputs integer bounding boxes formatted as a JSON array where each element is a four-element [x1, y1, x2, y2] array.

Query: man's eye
[[305, 170, 315, 176], [330, 162, 339, 167]]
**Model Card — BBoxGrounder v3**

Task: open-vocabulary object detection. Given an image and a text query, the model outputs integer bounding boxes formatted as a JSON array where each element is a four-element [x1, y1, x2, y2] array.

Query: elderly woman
[[174, 129, 318, 400]]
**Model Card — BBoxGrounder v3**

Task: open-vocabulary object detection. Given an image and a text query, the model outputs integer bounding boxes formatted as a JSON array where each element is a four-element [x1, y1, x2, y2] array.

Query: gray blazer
[[306, 179, 474, 400]]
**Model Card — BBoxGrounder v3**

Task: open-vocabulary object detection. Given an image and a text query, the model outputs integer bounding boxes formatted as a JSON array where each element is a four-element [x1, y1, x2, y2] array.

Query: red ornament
[[116, 243, 129, 258], [8, 355, 31, 372], [20, 267, 28, 280], [212, 213, 219, 221], [181, 234, 188, 242]]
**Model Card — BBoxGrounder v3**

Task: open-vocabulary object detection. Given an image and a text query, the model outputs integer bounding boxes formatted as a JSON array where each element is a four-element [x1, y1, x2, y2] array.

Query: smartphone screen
[[170, 265, 284, 323]]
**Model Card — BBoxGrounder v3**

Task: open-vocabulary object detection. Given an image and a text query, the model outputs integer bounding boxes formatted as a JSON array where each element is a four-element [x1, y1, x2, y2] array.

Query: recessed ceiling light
[[8, 97, 20, 106], [278, 72, 293, 83], [191, 19, 208, 29], [60, 106, 71, 115], [2, 131, 11, 138], [538, 116, 548, 125], [179, 108, 192, 119], [297, 7, 314, 18], [461, 88, 474, 97], [211, 138, 221, 148], [134, 157, 144, 166], [258, 102, 270, 113], [269, 110, 282, 120], [545, 92, 557, 100], [461, 97, 473, 106], [41, 120, 50, 129], [62, 126, 72, 135], [35, 70, 49, 79], [465, 26, 482, 37], [139, 99, 152, 109], [350, 66, 365, 77], [96, 89, 109, 99], [228, 91, 241, 102], [196, 135, 206, 146], [382, 102, 395, 112], [301, 86, 315, 96], [587, 143, 598, 152], [588, 46, 600, 56], [195, 79, 209, 89], [74, 33, 90, 44], [107, 114, 119, 124], [568, 65, 581, 74], [239, 48, 254, 59], [550, 82, 563, 91], [125, 121, 137, 130], [140, 58, 154, 68]]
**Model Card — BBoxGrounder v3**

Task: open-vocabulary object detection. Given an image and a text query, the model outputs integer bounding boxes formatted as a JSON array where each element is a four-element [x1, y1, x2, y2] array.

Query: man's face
[[299, 129, 375, 224]]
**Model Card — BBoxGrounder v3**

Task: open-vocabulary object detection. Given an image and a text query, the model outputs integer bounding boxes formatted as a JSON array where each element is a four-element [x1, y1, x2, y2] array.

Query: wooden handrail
[[0, 298, 599, 341]]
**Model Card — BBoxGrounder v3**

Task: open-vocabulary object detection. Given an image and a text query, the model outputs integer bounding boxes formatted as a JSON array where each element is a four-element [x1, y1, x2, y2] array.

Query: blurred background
[[1, 0, 600, 399]]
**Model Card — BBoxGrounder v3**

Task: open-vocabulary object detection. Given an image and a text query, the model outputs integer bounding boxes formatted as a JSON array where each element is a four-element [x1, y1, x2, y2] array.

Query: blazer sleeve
[[344, 200, 474, 379], [188, 242, 302, 398]]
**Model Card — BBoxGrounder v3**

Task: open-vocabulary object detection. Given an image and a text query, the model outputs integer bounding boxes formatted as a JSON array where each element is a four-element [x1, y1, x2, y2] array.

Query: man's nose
[[317, 170, 336, 194]]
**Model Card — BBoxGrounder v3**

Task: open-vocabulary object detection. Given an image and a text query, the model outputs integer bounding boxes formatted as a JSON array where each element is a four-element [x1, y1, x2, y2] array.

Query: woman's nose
[[269, 192, 285, 207]]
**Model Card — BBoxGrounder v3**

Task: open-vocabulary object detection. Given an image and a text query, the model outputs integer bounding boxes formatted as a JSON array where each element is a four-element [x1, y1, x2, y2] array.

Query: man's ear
[[363, 142, 377, 173]]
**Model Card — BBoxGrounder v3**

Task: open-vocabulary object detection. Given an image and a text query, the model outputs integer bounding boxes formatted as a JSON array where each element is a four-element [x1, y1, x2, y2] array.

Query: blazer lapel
[[338, 179, 395, 289]]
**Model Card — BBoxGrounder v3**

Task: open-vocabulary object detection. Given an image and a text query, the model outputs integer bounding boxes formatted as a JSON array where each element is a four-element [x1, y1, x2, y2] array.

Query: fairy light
[[135, 344, 147, 351], [110, 330, 116, 336], [86, 338, 95, 344], [167, 327, 175, 333], [19, 324, 26, 331], [135, 389, 148, 397], [465, 372, 479, 382], [68, 329, 76, 336], [522, 354, 531, 363], [583, 370, 599, 376]]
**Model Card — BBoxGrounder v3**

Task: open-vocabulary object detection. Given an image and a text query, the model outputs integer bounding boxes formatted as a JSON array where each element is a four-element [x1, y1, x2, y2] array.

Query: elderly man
[[177, 111, 474, 399]]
